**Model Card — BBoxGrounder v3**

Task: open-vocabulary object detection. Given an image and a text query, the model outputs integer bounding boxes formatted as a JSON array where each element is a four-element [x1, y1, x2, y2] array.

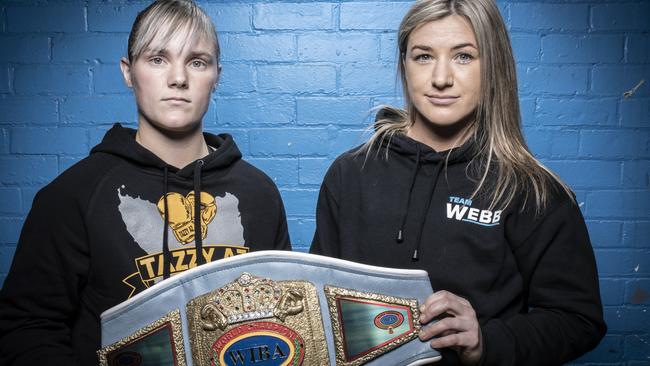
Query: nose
[[168, 63, 188, 89], [432, 58, 453, 89]]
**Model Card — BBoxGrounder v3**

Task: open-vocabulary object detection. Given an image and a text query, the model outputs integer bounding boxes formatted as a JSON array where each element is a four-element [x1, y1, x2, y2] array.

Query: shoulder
[[236, 159, 279, 189], [505, 179, 581, 245], [325, 144, 369, 180], [229, 159, 284, 208], [35, 152, 123, 208], [493, 159, 576, 218], [526, 174, 576, 215]]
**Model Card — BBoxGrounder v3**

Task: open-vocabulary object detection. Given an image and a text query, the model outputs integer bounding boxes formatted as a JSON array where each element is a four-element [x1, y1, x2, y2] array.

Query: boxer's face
[[121, 25, 219, 134]]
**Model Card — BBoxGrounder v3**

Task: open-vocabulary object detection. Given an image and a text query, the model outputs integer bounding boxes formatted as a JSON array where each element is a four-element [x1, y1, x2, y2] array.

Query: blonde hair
[[367, 0, 572, 211], [127, 0, 219, 63]]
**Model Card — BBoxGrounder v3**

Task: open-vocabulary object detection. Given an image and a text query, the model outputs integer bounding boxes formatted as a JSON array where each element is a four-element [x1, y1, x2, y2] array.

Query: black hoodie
[[311, 130, 606, 365], [0, 124, 291, 366]]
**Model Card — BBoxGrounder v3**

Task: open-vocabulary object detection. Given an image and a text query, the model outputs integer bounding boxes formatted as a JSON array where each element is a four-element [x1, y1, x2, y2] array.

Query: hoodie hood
[[374, 107, 477, 165], [90, 123, 242, 178], [387, 132, 477, 165]]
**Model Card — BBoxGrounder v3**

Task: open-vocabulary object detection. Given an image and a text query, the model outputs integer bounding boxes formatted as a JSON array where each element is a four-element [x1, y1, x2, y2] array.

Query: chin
[[154, 120, 202, 134], [418, 106, 475, 127], [420, 114, 466, 127]]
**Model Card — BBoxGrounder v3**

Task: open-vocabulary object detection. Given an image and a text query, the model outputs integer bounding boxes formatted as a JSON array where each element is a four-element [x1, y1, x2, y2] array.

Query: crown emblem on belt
[[199, 273, 304, 331]]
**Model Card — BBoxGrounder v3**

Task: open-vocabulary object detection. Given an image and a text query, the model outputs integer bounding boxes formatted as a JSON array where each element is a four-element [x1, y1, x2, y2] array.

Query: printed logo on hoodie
[[117, 186, 249, 297], [157, 191, 216, 244], [446, 196, 502, 227]]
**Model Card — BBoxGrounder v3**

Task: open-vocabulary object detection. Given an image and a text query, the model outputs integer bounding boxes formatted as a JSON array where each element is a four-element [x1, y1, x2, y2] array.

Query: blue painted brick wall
[[0, 1, 648, 363]]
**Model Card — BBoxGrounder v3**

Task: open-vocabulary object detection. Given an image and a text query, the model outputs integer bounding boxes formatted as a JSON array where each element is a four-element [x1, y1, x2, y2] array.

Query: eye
[[190, 59, 207, 68], [414, 54, 432, 63], [149, 56, 164, 65], [455, 53, 475, 64]]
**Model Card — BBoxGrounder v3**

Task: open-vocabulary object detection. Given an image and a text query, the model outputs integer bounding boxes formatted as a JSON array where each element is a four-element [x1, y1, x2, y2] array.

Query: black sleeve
[[0, 187, 89, 366], [310, 168, 341, 257], [273, 196, 292, 251], [480, 199, 607, 366]]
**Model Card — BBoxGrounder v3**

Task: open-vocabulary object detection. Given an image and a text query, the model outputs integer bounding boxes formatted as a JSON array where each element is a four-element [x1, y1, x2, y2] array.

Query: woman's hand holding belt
[[418, 290, 483, 366]]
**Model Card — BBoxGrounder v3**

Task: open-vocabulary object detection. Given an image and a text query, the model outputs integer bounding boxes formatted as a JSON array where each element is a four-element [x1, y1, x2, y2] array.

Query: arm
[[273, 197, 292, 251], [309, 181, 341, 257], [0, 187, 89, 366], [480, 199, 606, 366]]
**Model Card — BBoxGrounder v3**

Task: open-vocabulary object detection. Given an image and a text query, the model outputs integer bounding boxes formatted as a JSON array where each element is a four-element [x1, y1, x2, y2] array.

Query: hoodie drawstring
[[162, 167, 171, 280], [412, 162, 443, 261], [194, 160, 206, 266], [162, 160, 205, 280], [396, 144, 421, 243]]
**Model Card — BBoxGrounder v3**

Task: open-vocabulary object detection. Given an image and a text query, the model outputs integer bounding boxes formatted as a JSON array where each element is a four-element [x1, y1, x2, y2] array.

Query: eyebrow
[[142, 48, 214, 61], [142, 47, 168, 56], [188, 51, 214, 59], [410, 42, 478, 52], [451, 42, 478, 50]]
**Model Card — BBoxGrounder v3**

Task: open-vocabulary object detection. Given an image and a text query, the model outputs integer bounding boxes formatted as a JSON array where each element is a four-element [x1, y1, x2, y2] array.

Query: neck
[[407, 113, 473, 152], [136, 122, 209, 169]]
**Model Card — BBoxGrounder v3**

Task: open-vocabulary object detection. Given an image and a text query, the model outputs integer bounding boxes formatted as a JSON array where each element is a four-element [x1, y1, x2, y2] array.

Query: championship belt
[[99, 251, 441, 366]]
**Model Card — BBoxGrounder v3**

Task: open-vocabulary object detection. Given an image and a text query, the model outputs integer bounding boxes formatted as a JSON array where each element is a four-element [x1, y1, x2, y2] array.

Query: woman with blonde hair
[[311, 0, 606, 364], [0, 1, 290, 364]]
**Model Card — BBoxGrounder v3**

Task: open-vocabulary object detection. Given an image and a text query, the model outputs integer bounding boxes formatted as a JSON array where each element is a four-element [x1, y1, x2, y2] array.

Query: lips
[[426, 95, 458, 106], [162, 97, 190, 103]]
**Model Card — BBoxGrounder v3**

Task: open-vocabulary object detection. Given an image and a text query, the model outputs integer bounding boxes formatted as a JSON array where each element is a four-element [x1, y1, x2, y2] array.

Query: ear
[[212, 63, 222, 93], [120, 57, 133, 88]]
